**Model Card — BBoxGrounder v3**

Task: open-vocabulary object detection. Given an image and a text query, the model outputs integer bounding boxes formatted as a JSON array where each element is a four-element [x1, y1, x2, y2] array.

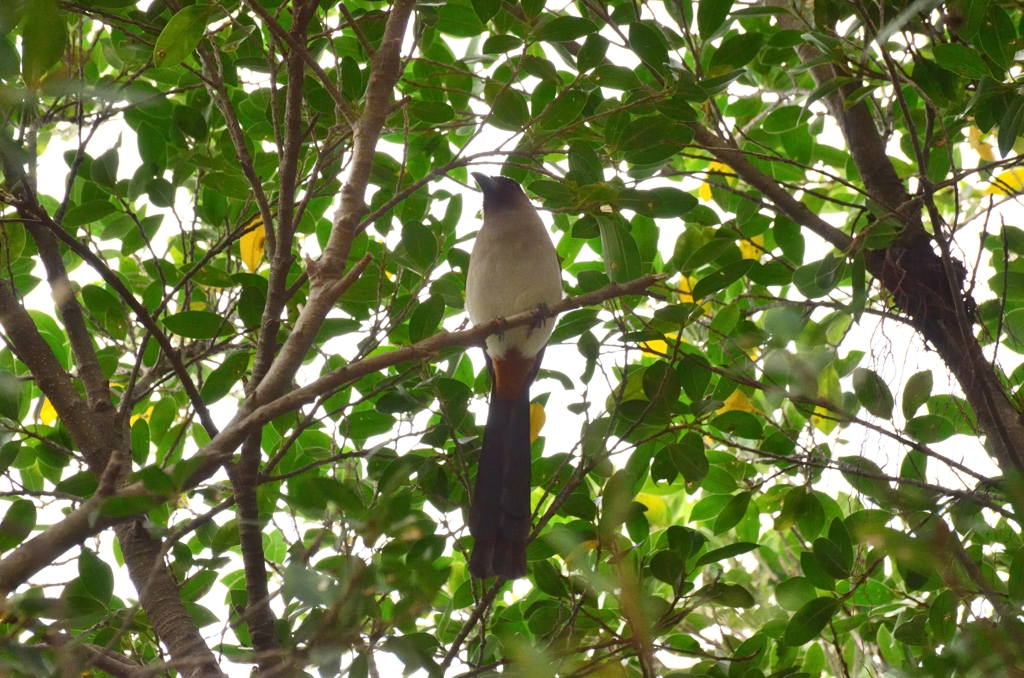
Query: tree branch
[[0, 274, 667, 593], [690, 123, 854, 251], [33, 208, 220, 438], [0, 282, 105, 468]]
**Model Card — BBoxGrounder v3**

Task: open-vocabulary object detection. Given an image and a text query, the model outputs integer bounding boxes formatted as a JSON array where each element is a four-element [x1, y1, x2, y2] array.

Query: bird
[[464, 173, 564, 579]]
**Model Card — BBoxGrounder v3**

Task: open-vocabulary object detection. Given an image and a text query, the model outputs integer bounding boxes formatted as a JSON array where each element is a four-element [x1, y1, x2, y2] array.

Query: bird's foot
[[531, 303, 551, 331]]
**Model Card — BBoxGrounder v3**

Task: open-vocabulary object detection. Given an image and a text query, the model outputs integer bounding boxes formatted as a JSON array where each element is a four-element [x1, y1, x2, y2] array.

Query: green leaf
[[894, 615, 928, 646], [491, 88, 530, 130], [537, 90, 587, 130], [180, 570, 217, 602], [932, 43, 992, 79], [902, 371, 933, 419], [437, 0, 486, 36], [99, 495, 158, 517], [703, 582, 755, 607], [90, 148, 119, 189], [200, 351, 250, 405], [708, 32, 762, 74], [592, 64, 642, 91], [183, 601, 219, 627], [163, 310, 234, 339], [577, 34, 608, 72], [409, 295, 445, 344], [470, 0, 500, 22], [904, 414, 955, 443], [650, 550, 685, 586], [535, 16, 598, 42], [482, 34, 522, 54], [54, 470, 97, 498], [694, 541, 759, 566], [131, 418, 149, 465], [0, 371, 22, 421], [979, 5, 1016, 69], [712, 492, 752, 535], [800, 551, 835, 590], [79, 549, 114, 603], [691, 259, 753, 300], [669, 436, 709, 485], [852, 368, 894, 418], [400, 222, 437, 271], [154, 5, 215, 68], [783, 597, 841, 646], [697, 0, 733, 37], [1010, 546, 1024, 603], [812, 537, 851, 578], [0, 499, 36, 552], [773, 485, 809, 530], [629, 22, 668, 69], [650, 187, 697, 217], [710, 411, 763, 439], [568, 142, 604, 186], [929, 589, 958, 644], [63, 200, 116, 228], [532, 559, 568, 597], [954, 0, 990, 40], [999, 97, 1024, 161], [775, 577, 817, 611], [21, 0, 66, 86], [343, 411, 396, 442], [598, 216, 642, 284], [136, 121, 167, 172], [409, 101, 455, 124]]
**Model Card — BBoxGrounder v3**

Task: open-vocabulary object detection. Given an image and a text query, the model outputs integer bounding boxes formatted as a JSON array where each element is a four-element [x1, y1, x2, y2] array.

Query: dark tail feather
[[468, 384, 533, 579]]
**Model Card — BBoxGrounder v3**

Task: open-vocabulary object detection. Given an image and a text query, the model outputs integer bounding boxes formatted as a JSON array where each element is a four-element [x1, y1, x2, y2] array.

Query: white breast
[[465, 208, 563, 359]]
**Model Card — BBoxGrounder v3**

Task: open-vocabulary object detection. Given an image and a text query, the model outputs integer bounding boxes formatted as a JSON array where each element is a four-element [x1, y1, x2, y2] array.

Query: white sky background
[[13, 2, 1024, 676]]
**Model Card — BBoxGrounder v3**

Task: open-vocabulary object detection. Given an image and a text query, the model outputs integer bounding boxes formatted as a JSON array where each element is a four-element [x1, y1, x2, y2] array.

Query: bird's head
[[472, 173, 534, 214]]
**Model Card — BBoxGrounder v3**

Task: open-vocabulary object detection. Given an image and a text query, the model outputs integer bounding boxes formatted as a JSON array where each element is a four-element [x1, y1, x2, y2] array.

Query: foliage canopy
[[1, 0, 1024, 676]]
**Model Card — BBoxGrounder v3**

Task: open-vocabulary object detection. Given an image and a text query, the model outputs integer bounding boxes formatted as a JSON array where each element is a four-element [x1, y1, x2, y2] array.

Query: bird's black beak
[[471, 172, 493, 194]]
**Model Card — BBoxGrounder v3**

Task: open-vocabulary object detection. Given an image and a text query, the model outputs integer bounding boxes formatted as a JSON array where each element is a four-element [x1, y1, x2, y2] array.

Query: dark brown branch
[[0, 274, 666, 593], [33, 211, 220, 438], [690, 123, 854, 251], [227, 7, 321, 669], [0, 142, 112, 415], [0, 282, 105, 468], [45, 629, 145, 678]]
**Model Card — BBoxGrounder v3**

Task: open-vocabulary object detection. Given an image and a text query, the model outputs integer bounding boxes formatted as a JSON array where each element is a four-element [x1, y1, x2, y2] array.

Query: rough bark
[[746, 0, 1024, 473]]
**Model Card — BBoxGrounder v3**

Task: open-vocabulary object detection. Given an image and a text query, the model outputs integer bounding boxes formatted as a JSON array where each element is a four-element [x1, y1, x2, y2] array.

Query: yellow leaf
[[679, 275, 697, 303], [639, 332, 688, 357], [640, 338, 668, 356], [699, 161, 736, 202], [717, 389, 756, 414], [635, 492, 667, 526], [189, 301, 206, 311], [130, 405, 155, 426], [529, 403, 546, 443], [679, 276, 711, 314], [240, 220, 266, 272], [739, 234, 764, 260], [968, 126, 995, 162], [40, 397, 57, 425], [812, 405, 838, 435], [984, 168, 1024, 196]]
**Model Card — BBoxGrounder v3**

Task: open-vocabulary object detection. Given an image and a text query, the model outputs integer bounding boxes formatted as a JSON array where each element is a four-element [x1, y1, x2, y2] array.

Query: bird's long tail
[[468, 352, 542, 579]]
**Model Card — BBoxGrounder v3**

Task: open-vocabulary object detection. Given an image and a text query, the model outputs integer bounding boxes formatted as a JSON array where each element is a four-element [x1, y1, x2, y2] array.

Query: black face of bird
[[472, 173, 531, 214]]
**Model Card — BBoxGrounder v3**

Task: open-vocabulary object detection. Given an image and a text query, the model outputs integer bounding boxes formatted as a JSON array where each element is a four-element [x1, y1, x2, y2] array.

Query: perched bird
[[464, 173, 563, 579]]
